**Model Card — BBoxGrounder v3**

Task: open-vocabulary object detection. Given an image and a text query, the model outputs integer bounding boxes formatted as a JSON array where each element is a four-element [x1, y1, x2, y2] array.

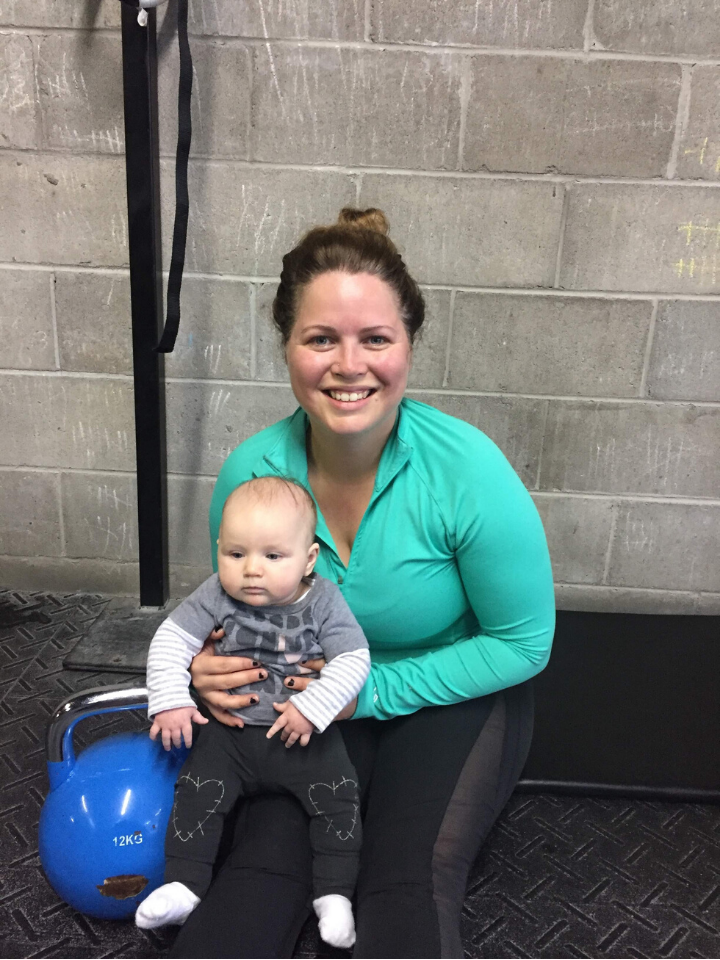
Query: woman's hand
[[189, 629, 269, 728], [283, 661, 358, 721], [283, 658, 326, 691]]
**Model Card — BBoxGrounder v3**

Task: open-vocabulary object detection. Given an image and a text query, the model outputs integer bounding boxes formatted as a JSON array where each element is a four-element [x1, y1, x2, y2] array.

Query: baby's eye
[[230, 551, 243, 560], [266, 553, 282, 561]]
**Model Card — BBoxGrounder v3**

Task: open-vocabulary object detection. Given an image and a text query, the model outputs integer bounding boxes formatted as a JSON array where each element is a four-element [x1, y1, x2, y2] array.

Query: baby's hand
[[149, 706, 208, 751], [267, 701, 314, 748]]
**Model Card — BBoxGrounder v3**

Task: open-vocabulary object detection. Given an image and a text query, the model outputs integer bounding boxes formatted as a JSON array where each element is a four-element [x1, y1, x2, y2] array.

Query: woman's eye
[[367, 336, 387, 345], [310, 335, 331, 346]]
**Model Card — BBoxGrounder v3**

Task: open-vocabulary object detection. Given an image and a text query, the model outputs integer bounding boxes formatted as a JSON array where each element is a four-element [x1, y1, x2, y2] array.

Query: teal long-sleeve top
[[209, 398, 556, 721]]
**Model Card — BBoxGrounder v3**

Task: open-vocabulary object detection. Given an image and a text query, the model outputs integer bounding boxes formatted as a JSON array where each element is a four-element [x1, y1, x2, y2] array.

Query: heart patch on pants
[[308, 776, 359, 841], [171, 774, 225, 842]]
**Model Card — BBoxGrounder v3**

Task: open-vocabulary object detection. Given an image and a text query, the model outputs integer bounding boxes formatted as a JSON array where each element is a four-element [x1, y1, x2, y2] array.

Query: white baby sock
[[313, 894, 356, 949], [135, 881, 200, 929]]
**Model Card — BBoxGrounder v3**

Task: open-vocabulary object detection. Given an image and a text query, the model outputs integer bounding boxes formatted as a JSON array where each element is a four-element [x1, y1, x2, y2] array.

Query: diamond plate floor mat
[[0, 589, 719, 959]]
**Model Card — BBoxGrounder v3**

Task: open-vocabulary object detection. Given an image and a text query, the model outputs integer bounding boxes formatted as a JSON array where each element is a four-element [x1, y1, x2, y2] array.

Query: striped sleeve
[[146, 618, 205, 718], [290, 648, 371, 733]]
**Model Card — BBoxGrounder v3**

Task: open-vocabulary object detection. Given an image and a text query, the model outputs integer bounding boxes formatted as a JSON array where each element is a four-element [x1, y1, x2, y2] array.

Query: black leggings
[[170, 681, 534, 959]]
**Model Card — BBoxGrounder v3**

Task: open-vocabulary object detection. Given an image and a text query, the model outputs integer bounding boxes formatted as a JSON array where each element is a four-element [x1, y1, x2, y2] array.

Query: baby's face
[[217, 494, 318, 607]]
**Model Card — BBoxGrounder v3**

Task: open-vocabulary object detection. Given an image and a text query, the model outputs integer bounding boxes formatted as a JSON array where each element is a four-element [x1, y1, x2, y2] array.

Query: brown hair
[[271, 207, 425, 347], [222, 476, 318, 545]]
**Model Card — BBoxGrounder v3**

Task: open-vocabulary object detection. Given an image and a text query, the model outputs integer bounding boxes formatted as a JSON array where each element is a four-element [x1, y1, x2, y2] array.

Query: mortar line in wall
[[185, 39, 720, 70], [49, 272, 60, 371], [7, 26, 720, 66], [57, 467, 136, 479], [406, 386, 720, 408], [0, 369, 295, 388], [164, 375, 294, 389], [416, 285, 720, 302], [249, 283, 257, 379], [0, 465, 130, 477], [456, 57, 470, 172], [534, 400, 551, 491], [29, 30, 43, 139], [244, 42, 255, 161], [639, 299, 659, 398], [353, 171, 363, 205], [5, 465, 717, 505], [8, 147, 720, 189], [55, 470, 66, 558], [3, 367, 720, 408], [0, 263, 130, 276], [532, 491, 720, 506], [156, 160, 720, 189], [582, 0, 596, 54], [666, 64, 693, 180], [0, 369, 134, 381], [364, 0, 372, 43], [441, 289, 455, 388], [23, 465, 219, 481], [0, 26, 123, 37], [554, 584, 717, 598], [552, 184, 570, 288], [2, 147, 127, 163], [5, 263, 720, 302], [601, 504, 618, 584], [4, 262, 720, 303], [2, 552, 142, 566]]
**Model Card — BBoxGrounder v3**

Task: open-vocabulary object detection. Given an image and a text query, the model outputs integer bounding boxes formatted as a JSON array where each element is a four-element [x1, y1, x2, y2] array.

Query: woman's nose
[[332, 341, 366, 377]]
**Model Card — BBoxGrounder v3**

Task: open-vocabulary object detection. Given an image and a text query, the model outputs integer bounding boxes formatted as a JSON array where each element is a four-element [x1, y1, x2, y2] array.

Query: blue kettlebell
[[39, 684, 188, 919]]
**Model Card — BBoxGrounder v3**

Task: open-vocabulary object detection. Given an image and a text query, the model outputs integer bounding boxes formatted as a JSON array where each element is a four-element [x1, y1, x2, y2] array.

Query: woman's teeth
[[328, 390, 372, 402]]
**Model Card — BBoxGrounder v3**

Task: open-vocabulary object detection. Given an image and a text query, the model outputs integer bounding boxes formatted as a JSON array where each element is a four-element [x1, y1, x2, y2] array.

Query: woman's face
[[285, 271, 412, 441]]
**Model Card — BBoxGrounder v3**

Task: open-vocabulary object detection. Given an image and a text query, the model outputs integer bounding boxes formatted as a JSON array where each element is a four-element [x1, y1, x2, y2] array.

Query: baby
[[135, 476, 370, 949]]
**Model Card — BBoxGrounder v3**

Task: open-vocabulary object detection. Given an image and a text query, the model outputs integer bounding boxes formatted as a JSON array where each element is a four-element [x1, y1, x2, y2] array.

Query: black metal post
[[120, 5, 169, 607]]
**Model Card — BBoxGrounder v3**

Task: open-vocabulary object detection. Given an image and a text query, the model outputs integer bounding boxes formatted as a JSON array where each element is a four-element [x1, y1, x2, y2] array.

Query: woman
[[171, 208, 555, 959]]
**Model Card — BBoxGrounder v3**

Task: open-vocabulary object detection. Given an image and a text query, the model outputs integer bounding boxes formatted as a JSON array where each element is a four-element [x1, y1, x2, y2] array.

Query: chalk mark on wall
[[683, 137, 720, 174], [673, 217, 720, 286]]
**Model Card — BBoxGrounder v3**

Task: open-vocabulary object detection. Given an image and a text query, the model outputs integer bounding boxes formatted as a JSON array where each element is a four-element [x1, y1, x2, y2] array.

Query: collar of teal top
[[253, 401, 413, 559]]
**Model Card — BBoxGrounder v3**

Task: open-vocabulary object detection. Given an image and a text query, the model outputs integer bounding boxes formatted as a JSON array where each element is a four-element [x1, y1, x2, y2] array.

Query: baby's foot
[[135, 881, 200, 929], [313, 894, 356, 949]]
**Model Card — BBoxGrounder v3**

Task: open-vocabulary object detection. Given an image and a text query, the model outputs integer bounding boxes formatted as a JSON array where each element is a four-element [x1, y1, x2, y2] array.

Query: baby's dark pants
[[164, 717, 361, 900], [169, 682, 534, 959]]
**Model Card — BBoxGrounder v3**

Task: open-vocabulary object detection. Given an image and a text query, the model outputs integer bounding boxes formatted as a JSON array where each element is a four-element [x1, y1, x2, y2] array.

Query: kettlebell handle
[[46, 684, 148, 789]]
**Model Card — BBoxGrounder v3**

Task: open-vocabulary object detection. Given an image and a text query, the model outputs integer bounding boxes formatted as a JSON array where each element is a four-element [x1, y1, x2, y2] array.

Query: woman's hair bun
[[272, 203, 424, 347], [337, 207, 389, 236]]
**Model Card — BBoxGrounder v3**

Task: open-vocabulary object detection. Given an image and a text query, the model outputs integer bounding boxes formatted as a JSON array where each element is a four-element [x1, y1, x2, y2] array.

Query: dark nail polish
[[250, 696, 258, 705], [286, 678, 295, 688], [252, 660, 260, 667], [259, 671, 267, 680], [300, 658, 308, 664]]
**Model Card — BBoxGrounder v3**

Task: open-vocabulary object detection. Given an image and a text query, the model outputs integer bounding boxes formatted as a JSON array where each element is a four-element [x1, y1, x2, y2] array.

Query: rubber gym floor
[[1, 589, 718, 959]]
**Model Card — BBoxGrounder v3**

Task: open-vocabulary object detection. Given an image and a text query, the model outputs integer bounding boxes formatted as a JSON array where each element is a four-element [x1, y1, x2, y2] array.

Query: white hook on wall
[[137, 0, 168, 27]]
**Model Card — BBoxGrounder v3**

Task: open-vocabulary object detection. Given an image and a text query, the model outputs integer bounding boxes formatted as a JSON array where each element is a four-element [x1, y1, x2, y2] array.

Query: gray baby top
[[146, 572, 370, 729]]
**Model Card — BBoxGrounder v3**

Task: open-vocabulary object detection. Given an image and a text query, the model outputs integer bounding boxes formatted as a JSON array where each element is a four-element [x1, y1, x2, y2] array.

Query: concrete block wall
[[1, 0, 718, 614]]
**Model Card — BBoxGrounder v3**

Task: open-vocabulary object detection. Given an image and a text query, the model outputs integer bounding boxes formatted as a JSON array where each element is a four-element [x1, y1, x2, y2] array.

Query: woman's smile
[[322, 387, 377, 408]]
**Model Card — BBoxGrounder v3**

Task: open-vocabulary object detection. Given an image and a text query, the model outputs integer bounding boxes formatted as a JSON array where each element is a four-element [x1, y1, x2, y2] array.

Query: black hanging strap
[[156, 0, 192, 353]]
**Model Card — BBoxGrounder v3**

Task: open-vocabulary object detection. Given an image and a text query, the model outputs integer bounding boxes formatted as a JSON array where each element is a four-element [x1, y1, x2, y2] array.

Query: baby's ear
[[305, 542, 320, 574]]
